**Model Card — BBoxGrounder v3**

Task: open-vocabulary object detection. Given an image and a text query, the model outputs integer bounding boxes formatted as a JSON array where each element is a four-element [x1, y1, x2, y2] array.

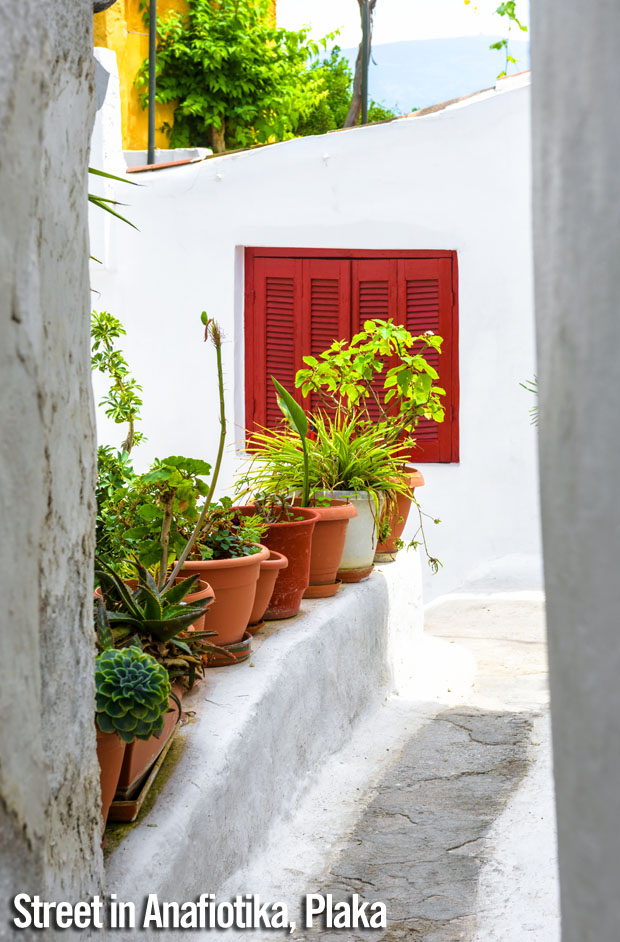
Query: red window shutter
[[302, 259, 351, 415], [246, 250, 459, 462], [245, 257, 351, 433], [351, 259, 399, 422], [397, 258, 456, 462], [246, 257, 303, 433]]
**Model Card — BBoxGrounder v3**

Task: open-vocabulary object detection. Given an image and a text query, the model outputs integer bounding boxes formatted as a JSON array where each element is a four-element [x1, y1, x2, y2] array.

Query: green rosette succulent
[[95, 647, 171, 743]]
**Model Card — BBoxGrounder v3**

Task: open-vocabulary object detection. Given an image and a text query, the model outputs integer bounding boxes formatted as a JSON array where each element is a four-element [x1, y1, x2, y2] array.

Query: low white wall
[[107, 555, 422, 914], [91, 75, 540, 601]]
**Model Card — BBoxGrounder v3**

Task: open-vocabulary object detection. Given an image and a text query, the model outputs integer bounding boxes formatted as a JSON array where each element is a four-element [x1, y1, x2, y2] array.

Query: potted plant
[[240, 379, 357, 597], [94, 645, 171, 830], [247, 549, 288, 630], [374, 468, 425, 562], [95, 560, 229, 791], [241, 406, 410, 583], [295, 318, 444, 569], [177, 499, 269, 647]]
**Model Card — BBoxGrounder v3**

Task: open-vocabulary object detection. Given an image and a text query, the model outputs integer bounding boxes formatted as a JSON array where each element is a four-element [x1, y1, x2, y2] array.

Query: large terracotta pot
[[294, 499, 357, 592], [320, 490, 383, 583], [180, 544, 269, 645], [375, 469, 425, 562], [249, 550, 288, 626], [96, 727, 126, 830], [115, 685, 183, 798], [233, 506, 319, 618]]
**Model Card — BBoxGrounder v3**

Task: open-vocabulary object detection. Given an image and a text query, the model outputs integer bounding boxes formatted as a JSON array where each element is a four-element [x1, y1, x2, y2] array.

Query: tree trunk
[[210, 122, 227, 154], [344, 0, 377, 128]]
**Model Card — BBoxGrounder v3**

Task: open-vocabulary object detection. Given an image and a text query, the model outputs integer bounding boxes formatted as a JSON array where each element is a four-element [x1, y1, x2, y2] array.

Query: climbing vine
[[91, 310, 144, 454]]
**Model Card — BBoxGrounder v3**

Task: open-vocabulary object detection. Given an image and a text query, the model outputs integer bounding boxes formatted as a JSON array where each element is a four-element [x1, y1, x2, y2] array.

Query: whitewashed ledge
[[106, 551, 423, 908]]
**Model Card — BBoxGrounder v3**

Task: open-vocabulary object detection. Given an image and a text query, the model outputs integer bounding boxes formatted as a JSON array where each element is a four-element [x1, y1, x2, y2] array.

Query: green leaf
[[89, 166, 139, 186], [272, 377, 308, 440], [163, 572, 202, 604]]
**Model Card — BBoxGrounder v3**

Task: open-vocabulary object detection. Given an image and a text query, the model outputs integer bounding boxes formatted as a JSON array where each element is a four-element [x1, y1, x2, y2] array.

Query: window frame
[[244, 247, 460, 463]]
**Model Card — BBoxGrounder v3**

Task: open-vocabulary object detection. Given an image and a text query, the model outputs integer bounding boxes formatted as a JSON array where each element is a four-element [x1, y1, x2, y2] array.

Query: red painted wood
[[247, 247, 454, 260], [351, 259, 398, 423], [244, 249, 459, 462], [246, 257, 302, 432], [302, 258, 351, 415], [397, 257, 454, 462]]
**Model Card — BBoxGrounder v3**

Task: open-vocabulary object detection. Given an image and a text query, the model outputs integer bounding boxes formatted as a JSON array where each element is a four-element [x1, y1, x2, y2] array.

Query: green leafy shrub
[[138, 0, 332, 152], [295, 318, 445, 449], [190, 498, 266, 560], [95, 647, 171, 742], [295, 46, 399, 137], [240, 408, 411, 519]]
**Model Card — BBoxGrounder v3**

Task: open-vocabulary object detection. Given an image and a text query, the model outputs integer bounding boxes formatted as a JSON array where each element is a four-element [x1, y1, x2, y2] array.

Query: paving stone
[[298, 707, 535, 941]]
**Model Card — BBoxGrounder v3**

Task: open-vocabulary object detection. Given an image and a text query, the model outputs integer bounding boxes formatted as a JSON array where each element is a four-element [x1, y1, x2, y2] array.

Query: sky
[[276, 0, 530, 47]]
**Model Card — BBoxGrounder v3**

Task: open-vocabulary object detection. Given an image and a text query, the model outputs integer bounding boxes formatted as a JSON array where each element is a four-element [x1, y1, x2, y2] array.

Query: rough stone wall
[[532, 3, 620, 939], [0, 0, 103, 932]]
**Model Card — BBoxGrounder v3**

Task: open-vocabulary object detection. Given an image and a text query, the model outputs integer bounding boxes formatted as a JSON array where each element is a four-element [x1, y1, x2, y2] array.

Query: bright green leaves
[[95, 453, 212, 574], [273, 377, 308, 441], [272, 377, 310, 506], [91, 310, 145, 453], [137, 0, 334, 151], [488, 1, 527, 78], [295, 318, 446, 451]]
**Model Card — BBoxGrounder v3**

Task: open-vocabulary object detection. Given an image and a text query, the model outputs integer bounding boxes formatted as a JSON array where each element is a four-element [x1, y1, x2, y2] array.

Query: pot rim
[[181, 542, 270, 568], [255, 506, 320, 528], [293, 497, 357, 520], [261, 549, 289, 571]]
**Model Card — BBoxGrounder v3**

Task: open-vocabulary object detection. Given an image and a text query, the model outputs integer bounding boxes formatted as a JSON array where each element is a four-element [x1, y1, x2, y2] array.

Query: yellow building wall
[[94, 0, 277, 153]]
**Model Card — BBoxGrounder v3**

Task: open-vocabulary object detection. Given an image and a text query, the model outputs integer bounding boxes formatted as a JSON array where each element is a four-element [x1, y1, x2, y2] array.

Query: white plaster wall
[[0, 0, 103, 920], [91, 79, 540, 602], [532, 3, 620, 938]]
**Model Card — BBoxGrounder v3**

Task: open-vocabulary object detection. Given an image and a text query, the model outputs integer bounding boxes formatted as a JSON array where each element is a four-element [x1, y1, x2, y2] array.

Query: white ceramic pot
[[320, 490, 383, 580]]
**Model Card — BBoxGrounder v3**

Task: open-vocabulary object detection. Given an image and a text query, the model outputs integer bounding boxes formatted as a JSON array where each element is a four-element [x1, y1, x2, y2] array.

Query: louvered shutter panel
[[246, 250, 458, 461], [301, 259, 351, 416], [397, 258, 456, 462], [351, 259, 399, 422], [245, 257, 303, 432]]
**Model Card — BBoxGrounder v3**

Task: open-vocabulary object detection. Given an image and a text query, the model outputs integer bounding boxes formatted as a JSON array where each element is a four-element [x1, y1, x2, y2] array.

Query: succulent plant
[[95, 557, 213, 642], [95, 647, 171, 743]]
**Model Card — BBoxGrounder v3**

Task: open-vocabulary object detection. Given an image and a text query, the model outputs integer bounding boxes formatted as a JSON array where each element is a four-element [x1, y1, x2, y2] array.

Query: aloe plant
[[272, 377, 311, 506], [95, 647, 170, 742], [95, 557, 212, 642]]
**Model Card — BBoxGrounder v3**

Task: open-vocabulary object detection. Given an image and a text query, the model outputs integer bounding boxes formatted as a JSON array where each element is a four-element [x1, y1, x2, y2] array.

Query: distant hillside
[[340, 36, 530, 114]]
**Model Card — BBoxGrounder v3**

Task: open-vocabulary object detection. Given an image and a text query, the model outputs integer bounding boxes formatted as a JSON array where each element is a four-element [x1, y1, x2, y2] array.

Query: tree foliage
[[295, 47, 398, 137], [138, 0, 332, 152]]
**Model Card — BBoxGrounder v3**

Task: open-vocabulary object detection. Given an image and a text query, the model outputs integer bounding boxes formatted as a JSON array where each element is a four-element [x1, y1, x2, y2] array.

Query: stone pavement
[[218, 594, 560, 942]]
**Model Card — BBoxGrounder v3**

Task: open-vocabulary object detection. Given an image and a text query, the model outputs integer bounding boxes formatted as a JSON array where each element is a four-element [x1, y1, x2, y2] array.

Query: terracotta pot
[[249, 550, 288, 626], [205, 631, 253, 668], [375, 469, 425, 561], [96, 727, 126, 830], [304, 579, 342, 599], [295, 499, 357, 590], [319, 490, 383, 583], [233, 506, 319, 619], [180, 544, 269, 645], [115, 685, 183, 798]]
